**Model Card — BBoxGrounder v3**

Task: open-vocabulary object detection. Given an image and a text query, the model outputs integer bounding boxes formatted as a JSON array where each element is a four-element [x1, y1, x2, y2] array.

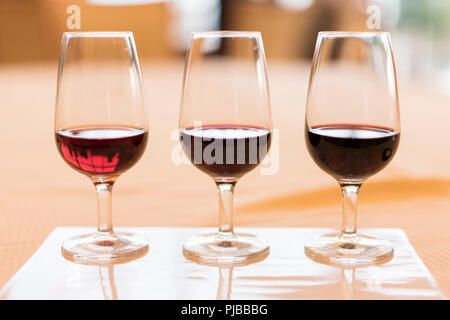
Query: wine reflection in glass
[[186, 250, 269, 299], [99, 265, 118, 300], [55, 32, 149, 264], [304, 32, 400, 267], [216, 267, 233, 300], [179, 31, 273, 265]]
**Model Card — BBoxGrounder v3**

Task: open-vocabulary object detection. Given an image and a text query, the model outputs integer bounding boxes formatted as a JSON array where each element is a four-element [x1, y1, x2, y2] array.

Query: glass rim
[[318, 31, 390, 37], [63, 31, 134, 38], [191, 30, 262, 39]]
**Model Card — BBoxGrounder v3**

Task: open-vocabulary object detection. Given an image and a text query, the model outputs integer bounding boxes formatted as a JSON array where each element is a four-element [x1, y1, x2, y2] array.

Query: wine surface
[[180, 125, 271, 180], [56, 126, 147, 177], [306, 124, 399, 180]]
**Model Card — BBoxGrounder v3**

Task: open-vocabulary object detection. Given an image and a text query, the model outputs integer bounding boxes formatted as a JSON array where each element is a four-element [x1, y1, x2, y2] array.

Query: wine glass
[[55, 32, 149, 264], [179, 31, 272, 265], [304, 32, 400, 267]]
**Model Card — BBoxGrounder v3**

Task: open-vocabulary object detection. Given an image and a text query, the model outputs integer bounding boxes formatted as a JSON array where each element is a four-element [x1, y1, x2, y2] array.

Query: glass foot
[[304, 233, 393, 268], [183, 232, 269, 266], [62, 232, 149, 265]]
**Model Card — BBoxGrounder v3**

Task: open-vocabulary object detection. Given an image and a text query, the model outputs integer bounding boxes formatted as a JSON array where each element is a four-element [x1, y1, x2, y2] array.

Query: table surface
[[0, 61, 449, 297], [0, 227, 445, 300]]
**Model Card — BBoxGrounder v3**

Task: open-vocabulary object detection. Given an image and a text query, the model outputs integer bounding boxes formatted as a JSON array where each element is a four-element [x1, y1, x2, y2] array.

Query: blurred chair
[[221, 0, 367, 60], [39, 0, 174, 60], [0, 0, 174, 62], [0, 0, 44, 62]]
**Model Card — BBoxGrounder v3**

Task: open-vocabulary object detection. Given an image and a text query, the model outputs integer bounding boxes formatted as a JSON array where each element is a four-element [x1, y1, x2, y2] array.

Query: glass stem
[[216, 181, 236, 238], [339, 182, 361, 239], [94, 181, 115, 235]]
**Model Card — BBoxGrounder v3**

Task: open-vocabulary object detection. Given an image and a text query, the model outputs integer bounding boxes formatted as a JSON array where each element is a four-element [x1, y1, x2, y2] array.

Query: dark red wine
[[56, 126, 147, 176], [306, 124, 399, 180], [180, 125, 271, 179]]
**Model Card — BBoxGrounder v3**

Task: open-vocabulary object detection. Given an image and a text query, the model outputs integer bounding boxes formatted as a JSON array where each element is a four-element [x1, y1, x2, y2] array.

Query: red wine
[[56, 126, 147, 177], [306, 124, 399, 180], [180, 125, 271, 179]]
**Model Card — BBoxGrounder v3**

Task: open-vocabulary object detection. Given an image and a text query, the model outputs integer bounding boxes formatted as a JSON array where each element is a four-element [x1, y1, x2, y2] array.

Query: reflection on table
[[0, 227, 444, 300]]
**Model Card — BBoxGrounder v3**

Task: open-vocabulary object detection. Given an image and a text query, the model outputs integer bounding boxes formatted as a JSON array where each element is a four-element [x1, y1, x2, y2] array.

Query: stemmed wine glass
[[304, 32, 400, 267], [55, 32, 149, 264], [179, 31, 272, 265]]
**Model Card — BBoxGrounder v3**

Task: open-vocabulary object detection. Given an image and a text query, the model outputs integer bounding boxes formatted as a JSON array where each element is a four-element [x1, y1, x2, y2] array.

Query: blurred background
[[1, 0, 450, 92], [1, 0, 450, 80], [0, 0, 449, 296]]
